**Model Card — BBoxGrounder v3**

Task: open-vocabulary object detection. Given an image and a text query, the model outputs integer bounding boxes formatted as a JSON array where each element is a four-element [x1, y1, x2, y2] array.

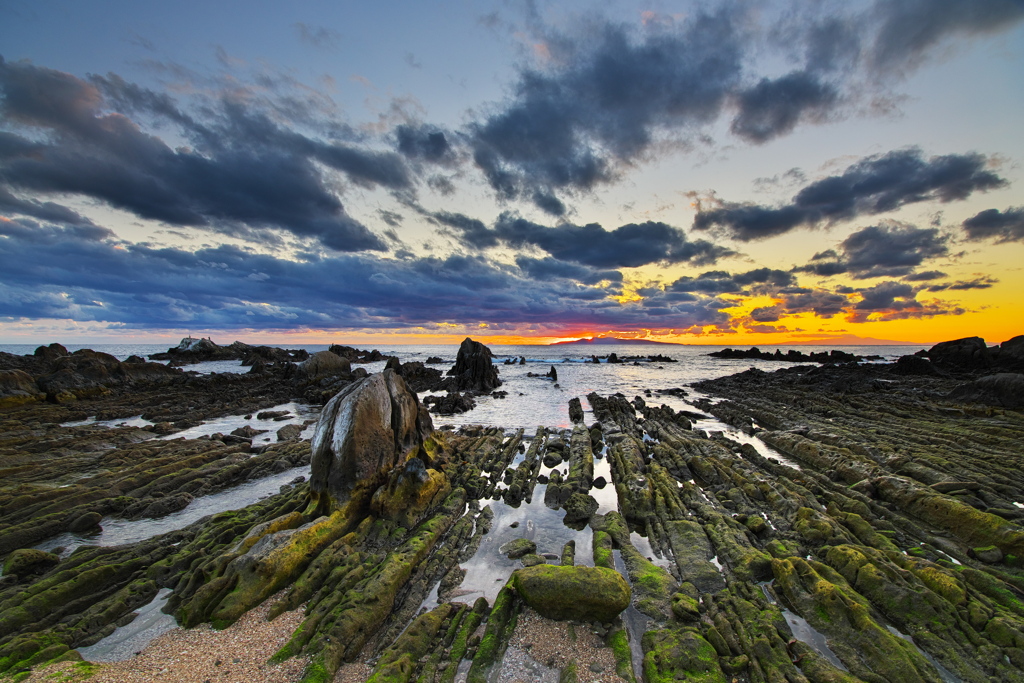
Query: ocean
[[0, 341, 927, 431]]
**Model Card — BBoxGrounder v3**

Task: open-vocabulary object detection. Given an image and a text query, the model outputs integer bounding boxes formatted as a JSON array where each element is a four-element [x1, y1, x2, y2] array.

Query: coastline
[[1, 335, 1022, 683]]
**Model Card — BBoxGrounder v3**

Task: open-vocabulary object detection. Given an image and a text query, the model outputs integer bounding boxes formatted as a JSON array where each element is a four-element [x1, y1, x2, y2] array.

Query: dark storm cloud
[[962, 207, 1024, 242], [0, 57, 405, 252], [730, 71, 839, 143], [845, 280, 964, 323], [469, 11, 745, 213], [926, 277, 998, 292], [432, 211, 498, 249], [395, 124, 455, 163], [488, 215, 734, 269], [694, 148, 1004, 241], [464, 1, 1024, 214], [438, 210, 732, 268], [778, 289, 851, 318], [0, 186, 96, 226], [668, 268, 796, 298], [903, 270, 947, 281], [796, 223, 949, 279], [0, 220, 730, 331], [869, 0, 1024, 72], [514, 257, 622, 286]]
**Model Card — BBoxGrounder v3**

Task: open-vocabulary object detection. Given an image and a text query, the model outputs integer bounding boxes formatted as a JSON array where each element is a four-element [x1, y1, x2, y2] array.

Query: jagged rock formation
[[709, 346, 867, 363], [149, 338, 309, 364], [441, 337, 501, 392]]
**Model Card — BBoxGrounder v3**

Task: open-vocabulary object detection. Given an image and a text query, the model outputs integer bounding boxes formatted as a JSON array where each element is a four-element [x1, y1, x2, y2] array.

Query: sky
[[0, 0, 1022, 346]]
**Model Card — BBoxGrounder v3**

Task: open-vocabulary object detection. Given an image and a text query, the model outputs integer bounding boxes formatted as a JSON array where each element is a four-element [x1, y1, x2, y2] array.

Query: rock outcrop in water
[[441, 337, 501, 392], [709, 346, 869, 363], [149, 337, 310, 365]]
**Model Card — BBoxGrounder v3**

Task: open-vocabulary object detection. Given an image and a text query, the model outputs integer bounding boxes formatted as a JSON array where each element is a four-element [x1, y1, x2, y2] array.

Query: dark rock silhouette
[[927, 336, 992, 371], [709, 347, 864, 363], [948, 373, 1024, 408], [441, 337, 501, 392]]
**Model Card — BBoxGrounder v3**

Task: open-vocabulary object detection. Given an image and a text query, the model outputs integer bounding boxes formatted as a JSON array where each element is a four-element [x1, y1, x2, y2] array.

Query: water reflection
[[36, 465, 310, 557]]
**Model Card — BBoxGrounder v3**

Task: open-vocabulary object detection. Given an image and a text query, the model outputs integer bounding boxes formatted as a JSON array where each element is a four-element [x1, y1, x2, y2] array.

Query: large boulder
[[33, 343, 69, 362], [510, 565, 631, 623], [299, 350, 352, 380], [995, 335, 1024, 372], [948, 373, 1024, 408], [310, 369, 434, 515], [443, 337, 501, 392], [0, 369, 44, 408], [927, 336, 992, 371]]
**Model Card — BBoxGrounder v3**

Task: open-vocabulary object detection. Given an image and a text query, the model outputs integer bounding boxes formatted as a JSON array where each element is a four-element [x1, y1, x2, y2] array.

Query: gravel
[[22, 593, 307, 683], [21, 602, 630, 683]]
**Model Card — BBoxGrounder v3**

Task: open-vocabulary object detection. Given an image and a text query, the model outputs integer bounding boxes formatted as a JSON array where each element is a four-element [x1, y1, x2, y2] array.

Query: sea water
[[0, 341, 926, 432]]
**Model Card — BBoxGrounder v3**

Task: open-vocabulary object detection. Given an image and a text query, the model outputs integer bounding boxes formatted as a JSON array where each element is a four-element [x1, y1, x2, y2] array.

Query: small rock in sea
[[499, 538, 537, 559], [510, 521, 520, 528]]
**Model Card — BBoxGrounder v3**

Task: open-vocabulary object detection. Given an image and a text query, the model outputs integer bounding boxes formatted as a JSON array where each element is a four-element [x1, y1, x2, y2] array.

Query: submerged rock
[[510, 565, 630, 623]]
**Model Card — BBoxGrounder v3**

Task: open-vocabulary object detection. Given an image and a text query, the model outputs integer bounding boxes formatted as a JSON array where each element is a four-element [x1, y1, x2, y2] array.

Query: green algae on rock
[[510, 564, 631, 623]]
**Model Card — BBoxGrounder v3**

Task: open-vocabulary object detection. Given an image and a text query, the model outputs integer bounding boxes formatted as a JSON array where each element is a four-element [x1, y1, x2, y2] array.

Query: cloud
[[903, 270, 947, 281], [730, 71, 839, 143], [469, 10, 746, 213], [847, 280, 965, 322], [668, 268, 796, 295], [0, 57, 397, 252], [514, 256, 623, 286], [925, 277, 998, 292], [434, 209, 734, 269], [962, 207, 1024, 242], [464, 1, 1024, 215], [868, 0, 1024, 73], [694, 148, 1005, 241], [796, 223, 950, 279], [0, 219, 731, 332], [294, 23, 340, 49], [395, 124, 455, 164]]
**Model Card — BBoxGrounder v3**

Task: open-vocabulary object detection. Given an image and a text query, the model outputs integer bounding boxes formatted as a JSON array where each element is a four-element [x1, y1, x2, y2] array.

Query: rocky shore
[[1, 334, 1023, 683]]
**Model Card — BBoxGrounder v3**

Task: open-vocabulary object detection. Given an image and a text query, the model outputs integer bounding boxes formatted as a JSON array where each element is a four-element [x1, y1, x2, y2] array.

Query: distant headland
[[549, 336, 681, 346]]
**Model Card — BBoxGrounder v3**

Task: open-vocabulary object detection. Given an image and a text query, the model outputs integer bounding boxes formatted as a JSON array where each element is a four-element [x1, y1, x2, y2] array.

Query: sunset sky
[[1, 0, 1022, 346]]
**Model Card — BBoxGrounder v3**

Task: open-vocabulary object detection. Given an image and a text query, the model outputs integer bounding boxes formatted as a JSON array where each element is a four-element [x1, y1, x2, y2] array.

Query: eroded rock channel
[[1, 336, 1023, 683]]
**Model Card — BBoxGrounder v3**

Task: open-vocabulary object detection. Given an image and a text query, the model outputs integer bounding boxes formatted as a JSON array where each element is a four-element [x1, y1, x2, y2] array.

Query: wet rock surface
[[4, 333, 1024, 683]]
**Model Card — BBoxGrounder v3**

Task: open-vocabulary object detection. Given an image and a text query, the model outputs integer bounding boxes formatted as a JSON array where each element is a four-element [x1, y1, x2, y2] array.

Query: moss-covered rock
[[3, 549, 60, 577], [370, 458, 451, 529], [499, 538, 537, 559], [562, 492, 598, 524], [511, 565, 630, 623], [641, 628, 726, 683]]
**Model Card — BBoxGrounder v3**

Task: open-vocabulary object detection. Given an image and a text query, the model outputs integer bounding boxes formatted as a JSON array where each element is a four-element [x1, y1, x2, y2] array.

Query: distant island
[[549, 336, 682, 346]]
